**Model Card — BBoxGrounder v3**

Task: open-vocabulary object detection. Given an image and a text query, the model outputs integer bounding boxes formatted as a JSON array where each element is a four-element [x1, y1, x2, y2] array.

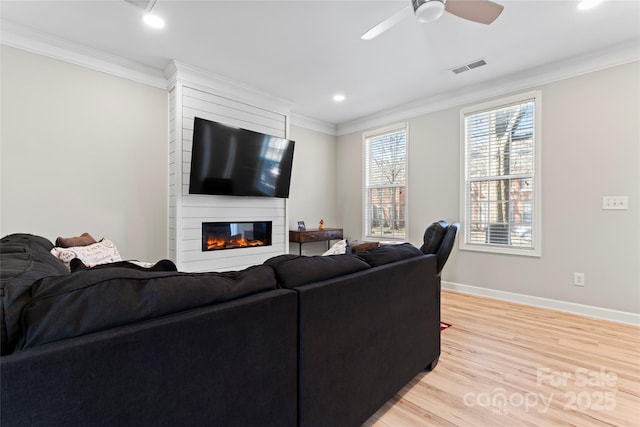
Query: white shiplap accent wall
[[166, 61, 291, 271]]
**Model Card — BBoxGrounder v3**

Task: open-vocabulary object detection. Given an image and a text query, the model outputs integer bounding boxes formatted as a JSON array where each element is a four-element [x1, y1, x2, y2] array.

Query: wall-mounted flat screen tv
[[189, 117, 295, 198]]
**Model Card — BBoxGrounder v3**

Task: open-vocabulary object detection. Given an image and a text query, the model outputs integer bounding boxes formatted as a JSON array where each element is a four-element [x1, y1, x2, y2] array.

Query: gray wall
[[288, 125, 339, 255], [0, 46, 339, 260], [337, 61, 640, 314], [2, 44, 637, 315], [1, 46, 169, 261]]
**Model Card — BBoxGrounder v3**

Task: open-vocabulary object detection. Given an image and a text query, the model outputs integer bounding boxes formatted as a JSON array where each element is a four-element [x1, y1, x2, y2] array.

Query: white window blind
[[461, 92, 541, 256], [364, 124, 407, 240]]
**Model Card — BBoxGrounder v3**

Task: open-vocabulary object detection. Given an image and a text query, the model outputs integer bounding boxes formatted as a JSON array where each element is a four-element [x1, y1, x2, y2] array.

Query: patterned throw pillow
[[50, 239, 122, 270]]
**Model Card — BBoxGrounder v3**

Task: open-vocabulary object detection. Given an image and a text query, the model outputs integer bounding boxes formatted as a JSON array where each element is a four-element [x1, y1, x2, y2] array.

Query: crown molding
[[336, 38, 640, 136], [3, 18, 637, 135], [0, 20, 292, 116], [289, 113, 337, 136], [1, 20, 167, 89]]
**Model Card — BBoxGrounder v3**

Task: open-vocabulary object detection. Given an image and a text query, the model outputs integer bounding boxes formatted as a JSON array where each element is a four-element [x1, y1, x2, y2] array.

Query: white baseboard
[[442, 281, 640, 326]]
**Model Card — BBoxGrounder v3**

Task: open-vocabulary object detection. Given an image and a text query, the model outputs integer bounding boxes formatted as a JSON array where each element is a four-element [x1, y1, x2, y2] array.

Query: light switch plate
[[602, 196, 628, 210]]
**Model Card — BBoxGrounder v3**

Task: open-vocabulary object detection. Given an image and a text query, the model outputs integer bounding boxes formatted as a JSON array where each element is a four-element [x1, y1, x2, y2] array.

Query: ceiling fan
[[361, 0, 504, 40]]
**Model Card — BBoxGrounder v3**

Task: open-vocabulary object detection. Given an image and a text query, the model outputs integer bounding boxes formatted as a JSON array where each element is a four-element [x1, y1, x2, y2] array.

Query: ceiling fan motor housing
[[413, 0, 446, 23]]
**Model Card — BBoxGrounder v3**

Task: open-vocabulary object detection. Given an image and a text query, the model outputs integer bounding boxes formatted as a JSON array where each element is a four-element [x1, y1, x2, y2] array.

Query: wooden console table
[[289, 228, 343, 255]]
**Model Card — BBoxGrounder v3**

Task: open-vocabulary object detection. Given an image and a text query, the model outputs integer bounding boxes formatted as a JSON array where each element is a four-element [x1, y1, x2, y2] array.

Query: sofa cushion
[[1, 234, 69, 355], [355, 243, 423, 267], [263, 254, 299, 272], [69, 258, 178, 273], [17, 264, 277, 350], [264, 254, 370, 289]]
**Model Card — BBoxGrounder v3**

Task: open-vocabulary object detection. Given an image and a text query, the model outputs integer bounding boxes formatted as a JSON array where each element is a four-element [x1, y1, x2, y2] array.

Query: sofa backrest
[[355, 242, 423, 267], [1, 233, 281, 354], [264, 242, 424, 289], [1, 234, 70, 355], [265, 253, 371, 288], [17, 265, 278, 351], [420, 220, 449, 255]]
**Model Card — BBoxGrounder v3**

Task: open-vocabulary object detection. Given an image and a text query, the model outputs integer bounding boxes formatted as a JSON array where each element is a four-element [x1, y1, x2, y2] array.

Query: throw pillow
[[322, 239, 349, 256], [55, 232, 97, 248], [50, 238, 122, 271]]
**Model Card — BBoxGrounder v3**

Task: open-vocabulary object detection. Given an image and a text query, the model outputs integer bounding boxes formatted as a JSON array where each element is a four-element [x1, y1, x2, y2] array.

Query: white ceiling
[[1, 0, 639, 129]]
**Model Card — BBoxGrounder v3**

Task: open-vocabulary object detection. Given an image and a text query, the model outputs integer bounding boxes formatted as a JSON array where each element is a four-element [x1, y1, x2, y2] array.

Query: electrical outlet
[[573, 272, 585, 287], [602, 196, 629, 210], [301, 249, 306, 255]]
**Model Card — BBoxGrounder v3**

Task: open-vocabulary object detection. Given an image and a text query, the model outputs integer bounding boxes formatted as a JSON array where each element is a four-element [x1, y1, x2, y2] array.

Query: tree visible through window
[[364, 124, 407, 240], [461, 92, 541, 255]]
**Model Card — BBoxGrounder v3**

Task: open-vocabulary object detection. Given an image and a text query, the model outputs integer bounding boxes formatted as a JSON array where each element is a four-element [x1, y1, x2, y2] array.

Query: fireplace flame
[[206, 235, 265, 250]]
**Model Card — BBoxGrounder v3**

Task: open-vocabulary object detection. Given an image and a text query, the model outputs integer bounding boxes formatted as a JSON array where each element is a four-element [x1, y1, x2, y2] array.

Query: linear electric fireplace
[[202, 221, 272, 251]]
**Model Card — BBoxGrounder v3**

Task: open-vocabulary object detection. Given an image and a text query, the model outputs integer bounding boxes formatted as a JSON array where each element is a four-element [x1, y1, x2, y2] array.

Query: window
[[364, 123, 407, 240], [460, 91, 541, 256]]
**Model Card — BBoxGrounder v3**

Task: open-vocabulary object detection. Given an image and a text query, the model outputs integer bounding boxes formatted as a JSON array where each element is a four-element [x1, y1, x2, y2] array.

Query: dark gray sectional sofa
[[1, 233, 441, 427]]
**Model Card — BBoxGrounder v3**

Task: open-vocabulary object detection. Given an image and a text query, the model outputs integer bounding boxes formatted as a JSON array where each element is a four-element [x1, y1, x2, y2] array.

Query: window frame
[[362, 122, 409, 242], [459, 91, 542, 257]]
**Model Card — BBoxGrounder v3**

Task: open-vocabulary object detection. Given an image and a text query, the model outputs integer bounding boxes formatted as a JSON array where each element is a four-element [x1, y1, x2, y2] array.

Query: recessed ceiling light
[[143, 13, 165, 29], [578, 0, 603, 11], [333, 94, 346, 102]]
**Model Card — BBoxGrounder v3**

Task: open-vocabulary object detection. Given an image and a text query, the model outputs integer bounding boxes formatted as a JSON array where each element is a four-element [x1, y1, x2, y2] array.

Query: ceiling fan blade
[[445, 0, 504, 25], [361, 6, 413, 40]]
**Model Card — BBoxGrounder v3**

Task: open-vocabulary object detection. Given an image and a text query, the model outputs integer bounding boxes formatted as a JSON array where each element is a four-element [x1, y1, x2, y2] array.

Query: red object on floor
[[440, 322, 451, 331]]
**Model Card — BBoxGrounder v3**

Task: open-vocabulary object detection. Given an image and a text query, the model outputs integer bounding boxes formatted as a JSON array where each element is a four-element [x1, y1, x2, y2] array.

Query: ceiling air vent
[[124, 0, 157, 12], [450, 59, 487, 75]]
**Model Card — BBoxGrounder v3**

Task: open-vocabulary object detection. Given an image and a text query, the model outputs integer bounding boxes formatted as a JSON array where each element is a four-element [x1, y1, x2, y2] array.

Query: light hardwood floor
[[364, 290, 640, 426]]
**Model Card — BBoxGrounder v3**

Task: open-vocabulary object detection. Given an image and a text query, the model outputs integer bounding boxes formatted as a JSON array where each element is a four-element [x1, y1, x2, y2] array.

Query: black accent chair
[[420, 220, 459, 275]]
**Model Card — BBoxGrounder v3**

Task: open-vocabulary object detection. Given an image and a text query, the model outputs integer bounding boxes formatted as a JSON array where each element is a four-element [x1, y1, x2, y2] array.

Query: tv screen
[[189, 117, 295, 198]]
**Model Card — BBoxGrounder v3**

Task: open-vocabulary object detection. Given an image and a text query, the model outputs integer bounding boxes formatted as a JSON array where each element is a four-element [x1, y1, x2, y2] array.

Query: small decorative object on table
[[297, 221, 306, 231], [319, 219, 325, 230]]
